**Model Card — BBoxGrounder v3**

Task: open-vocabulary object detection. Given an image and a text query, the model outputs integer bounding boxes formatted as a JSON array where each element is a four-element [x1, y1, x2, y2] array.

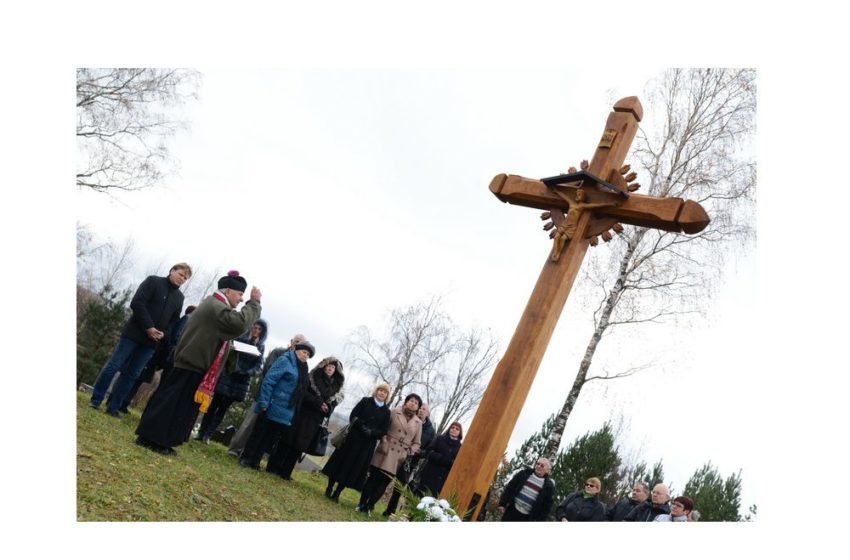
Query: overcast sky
[[76, 68, 758, 509]]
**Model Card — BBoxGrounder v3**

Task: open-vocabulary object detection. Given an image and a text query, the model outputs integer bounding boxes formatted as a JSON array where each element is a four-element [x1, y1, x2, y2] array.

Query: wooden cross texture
[[440, 96, 710, 521]]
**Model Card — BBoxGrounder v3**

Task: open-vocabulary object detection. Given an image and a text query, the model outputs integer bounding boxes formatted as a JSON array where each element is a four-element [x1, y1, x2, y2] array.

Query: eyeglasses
[[535, 462, 547, 467], [584, 483, 598, 489], [671, 503, 684, 509]]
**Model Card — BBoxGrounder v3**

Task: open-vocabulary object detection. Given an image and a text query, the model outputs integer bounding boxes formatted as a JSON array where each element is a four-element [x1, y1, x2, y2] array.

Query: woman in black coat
[[266, 356, 345, 479], [322, 383, 391, 502], [416, 421, 463, 497]]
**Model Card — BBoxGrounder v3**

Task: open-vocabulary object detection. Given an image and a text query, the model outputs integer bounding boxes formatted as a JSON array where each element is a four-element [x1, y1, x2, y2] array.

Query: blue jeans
[[90, 337, 156, 412]]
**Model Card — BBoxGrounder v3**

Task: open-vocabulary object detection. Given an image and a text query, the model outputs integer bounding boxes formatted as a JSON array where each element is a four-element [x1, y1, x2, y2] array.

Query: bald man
[[624, 483, 671, 521]]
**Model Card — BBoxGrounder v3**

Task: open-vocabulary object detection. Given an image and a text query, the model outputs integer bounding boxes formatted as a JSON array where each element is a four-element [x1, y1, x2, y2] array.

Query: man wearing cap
[[135, 270, 262, 455]]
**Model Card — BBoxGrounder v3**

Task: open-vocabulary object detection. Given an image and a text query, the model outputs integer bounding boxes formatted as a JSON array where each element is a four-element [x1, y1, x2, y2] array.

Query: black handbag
[[330, 416, 356, 448], [306, 424, 329, 456]]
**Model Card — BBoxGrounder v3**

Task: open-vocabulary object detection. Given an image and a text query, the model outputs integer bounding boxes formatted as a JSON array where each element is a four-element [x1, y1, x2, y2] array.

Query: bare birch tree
[[430, 327, 498, 433], [347, 297, 453, 408], [76, 68, 200, 192], [76, 223, 136, 295], [543, 68, 756, 457], [346, 298, 498, 423]]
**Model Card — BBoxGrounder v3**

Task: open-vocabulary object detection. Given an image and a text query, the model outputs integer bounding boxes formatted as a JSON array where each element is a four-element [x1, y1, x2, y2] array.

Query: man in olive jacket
[[90, 263, 191, 416], [135, 271, 262, 455]]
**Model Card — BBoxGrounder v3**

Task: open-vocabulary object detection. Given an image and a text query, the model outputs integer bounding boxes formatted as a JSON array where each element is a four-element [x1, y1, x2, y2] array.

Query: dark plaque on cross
[[440, 96, 709, 521]]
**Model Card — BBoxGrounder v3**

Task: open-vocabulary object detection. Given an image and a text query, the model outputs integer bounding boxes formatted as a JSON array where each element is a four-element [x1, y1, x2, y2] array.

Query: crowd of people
[[499, 461, 700, 522], [87, 266, 465, 518], [87, 265, 700, 522]]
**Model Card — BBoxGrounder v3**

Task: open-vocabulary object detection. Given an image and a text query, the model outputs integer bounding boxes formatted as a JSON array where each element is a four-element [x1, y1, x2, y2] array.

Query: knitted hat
[[294, 340, 316, 358], [404, 393, 422, 407], [218, 270, 247, 292]]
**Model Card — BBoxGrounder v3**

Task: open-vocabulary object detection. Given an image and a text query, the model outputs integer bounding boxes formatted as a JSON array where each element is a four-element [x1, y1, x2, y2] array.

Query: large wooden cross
[[440, 96, 709, 520]]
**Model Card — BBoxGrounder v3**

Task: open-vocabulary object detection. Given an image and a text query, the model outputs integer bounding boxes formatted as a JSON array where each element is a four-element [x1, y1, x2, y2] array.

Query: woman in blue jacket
[[238, 340, 315, 469]]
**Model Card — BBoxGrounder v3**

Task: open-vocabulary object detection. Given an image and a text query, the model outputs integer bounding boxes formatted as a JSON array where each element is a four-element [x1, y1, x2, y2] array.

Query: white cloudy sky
[[76, 67, 757, 508]]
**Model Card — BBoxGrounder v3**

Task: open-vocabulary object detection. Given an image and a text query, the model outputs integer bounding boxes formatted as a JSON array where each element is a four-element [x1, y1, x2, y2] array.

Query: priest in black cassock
[[135, 271, 262, 455]]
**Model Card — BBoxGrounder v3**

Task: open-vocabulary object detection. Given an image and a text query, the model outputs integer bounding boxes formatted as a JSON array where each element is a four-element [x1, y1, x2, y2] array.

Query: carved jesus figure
[[549, 188, 620, 261]]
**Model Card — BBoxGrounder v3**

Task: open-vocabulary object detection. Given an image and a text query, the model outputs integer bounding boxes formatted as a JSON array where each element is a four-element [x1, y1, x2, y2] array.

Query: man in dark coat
[[120, 305, 197, 413], [498, 458, 555, 521], [195, 318, 268, 443], [227, 333, 305, 457], [90, 263, 191, 416], [135, 271, 261, 455], [382, 401, 436, 516], [607, 481, 649, 521], [624, 483, 671, 521]]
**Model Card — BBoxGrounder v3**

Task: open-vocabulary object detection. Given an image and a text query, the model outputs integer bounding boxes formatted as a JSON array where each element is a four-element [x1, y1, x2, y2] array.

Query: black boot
[[331, 485, 343, 503], [325, 481, 334, 498]]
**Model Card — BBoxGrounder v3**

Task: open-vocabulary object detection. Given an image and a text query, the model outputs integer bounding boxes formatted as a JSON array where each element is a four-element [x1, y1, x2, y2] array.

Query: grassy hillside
[[76, 392, 383, 522]]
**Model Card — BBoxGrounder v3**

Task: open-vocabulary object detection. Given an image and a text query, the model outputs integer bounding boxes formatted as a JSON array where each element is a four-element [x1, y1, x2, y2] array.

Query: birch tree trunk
[[543, 228, 645, 458], [542, 68, 756, 457]]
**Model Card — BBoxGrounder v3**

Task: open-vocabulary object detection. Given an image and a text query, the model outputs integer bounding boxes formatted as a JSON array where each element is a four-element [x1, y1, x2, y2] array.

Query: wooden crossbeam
[[440, 96, 710, 521]]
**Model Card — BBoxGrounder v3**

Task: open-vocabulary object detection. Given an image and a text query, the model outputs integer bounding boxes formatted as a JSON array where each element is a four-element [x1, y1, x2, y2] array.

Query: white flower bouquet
[[386, 476, 466, 522], [413, 496, 462, 522]]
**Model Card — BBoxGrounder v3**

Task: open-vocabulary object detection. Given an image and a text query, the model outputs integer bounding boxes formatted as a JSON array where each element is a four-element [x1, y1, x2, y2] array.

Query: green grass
[[76, 392, 384, 521]]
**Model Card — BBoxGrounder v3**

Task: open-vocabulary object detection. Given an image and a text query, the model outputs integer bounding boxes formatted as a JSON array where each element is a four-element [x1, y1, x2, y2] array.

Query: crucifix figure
[[549, 187, 621, 262], [440, 96, 709, 521]]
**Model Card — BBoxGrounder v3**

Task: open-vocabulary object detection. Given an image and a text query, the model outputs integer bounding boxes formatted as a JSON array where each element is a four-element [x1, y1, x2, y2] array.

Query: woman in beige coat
[[356, 393, 422, 516]]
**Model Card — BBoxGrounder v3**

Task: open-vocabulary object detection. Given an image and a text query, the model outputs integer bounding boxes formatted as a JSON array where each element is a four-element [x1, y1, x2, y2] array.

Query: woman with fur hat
[[322, 383, 392, 503], [266, 356, 345, 479], [416, 421, 463, 497]]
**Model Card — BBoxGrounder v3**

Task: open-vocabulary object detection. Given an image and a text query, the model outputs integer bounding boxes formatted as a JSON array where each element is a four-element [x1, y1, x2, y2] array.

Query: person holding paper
[[195, 319, 268, 444]]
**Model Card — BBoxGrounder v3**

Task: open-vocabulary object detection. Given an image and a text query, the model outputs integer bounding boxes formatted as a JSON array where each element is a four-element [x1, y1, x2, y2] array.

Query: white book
[[232, 340, 260, 356]]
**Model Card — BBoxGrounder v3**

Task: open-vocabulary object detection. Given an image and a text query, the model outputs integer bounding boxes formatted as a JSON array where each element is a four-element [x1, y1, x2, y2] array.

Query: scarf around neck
[[194, 292, 231, 413]]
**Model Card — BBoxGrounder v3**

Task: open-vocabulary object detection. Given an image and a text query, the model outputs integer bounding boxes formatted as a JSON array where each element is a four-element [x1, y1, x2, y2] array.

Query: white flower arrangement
[[414, 496, 461, 522]]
